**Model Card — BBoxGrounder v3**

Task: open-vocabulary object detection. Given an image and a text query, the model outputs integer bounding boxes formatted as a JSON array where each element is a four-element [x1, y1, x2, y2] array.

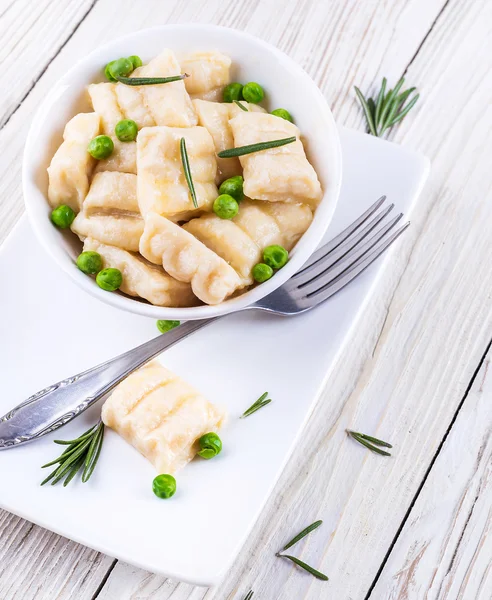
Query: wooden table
[[1, 0, 491, 598]]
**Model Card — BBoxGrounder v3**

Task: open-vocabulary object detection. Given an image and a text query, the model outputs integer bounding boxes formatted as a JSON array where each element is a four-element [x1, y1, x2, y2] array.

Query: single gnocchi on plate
[[46, 48, 323, 306]]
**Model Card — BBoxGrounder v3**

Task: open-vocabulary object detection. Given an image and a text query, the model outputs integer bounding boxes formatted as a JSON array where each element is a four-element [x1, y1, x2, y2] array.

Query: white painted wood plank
[[371, 355, 492, 599], [0, 511, 114, 600], [0, 0, 95, 127]]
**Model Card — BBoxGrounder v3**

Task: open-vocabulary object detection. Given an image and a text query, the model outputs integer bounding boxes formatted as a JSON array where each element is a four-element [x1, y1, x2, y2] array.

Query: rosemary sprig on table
[[180, 137, 198, 208], [218, 136, 296, 158], [241, 392, 272, 418], [41, 421, 105, 486], [346, 430, 392, 456], [276, 520, 328, 581], [279, 519, 322, 551], [116, 73, 189, 86], [355, 77, 419, 137], [278, 554, 329, 580], [234, 100, 249, 111]]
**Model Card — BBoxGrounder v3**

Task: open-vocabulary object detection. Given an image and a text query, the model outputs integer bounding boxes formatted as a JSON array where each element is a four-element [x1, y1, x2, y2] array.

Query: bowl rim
[[23, 23, 342, 320]]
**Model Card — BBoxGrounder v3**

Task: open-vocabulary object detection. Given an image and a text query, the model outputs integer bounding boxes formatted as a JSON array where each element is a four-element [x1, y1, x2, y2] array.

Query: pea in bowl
[[23, 24, 342, 320]]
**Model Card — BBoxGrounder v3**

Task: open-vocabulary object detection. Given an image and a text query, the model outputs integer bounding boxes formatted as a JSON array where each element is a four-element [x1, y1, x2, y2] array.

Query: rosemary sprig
[[354, 87, 377, 136], [180, 137, 198, 208], [241, 392, 272, 418], [234, 100, 249, 111], [355, 77, 419, 137], [116, 73, 188, 86], [276, 520, 328, 581], [278, 555, 329, 581], [279, 520, 323, 552], [346, 430, 392, 456], [243, 591, 254, 600], [218, 136, 296, 158], [41, 421, 105, 486]]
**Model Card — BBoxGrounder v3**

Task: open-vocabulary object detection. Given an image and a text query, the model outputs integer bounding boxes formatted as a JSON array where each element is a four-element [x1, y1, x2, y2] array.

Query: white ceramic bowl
[[23, 24, 342, 320]]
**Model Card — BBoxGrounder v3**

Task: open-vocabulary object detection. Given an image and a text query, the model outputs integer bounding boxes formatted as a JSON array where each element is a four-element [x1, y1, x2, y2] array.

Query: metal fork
[[0, 196, 408, 449]]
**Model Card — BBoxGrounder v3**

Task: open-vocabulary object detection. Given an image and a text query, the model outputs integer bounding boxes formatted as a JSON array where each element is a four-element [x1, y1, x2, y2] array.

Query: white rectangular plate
[[0, 129, 429, 586]]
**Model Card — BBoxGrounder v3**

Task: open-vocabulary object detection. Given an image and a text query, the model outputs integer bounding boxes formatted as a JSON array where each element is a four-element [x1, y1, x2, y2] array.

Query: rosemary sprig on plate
[[276, 519, 328, 581], [180, 137, 198, 208], [116, 73, 188, 86], [346, 430, 392, 456], [218, 136, 296, 158], [241, 392, 272, 418], [234, 100, 249, 111], [41, 421, 105, 486], [355, 77, 419, 137]]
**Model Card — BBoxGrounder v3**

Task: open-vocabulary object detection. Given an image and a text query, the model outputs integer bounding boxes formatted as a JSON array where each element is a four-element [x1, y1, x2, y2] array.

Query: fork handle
[[0, 318, 216, 450]]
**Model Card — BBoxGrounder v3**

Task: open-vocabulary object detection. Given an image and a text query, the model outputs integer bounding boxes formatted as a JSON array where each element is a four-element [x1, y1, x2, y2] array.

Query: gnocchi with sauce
[[46, 48, 323, 306]]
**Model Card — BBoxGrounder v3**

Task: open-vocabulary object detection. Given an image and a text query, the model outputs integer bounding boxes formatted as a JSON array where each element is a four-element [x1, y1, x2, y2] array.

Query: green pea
[[219, 176, 244, 202], [156, 320, 180, 334], [271, 108, 294, 123], [128, 55, 142, 69], [115, 119, 138, 142], [104, 61, 117, 82], [263, 244, 289, 269], [108, 57, 134, 79], [197, 432, 222, 459], [252, 263, 273, 283], [96, 268, 122, 291], [213, 194, 239, 219], [242, 82, 264, 104], [223, 82, 243, 103], [88, 135, 114, 160], [152, 474, 176, 499], [76, 251, 103, 275], [50, 204, 76, 229]]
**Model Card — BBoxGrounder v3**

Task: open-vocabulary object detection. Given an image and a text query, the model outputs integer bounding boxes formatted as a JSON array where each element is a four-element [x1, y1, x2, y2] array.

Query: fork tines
[[291, 196, 409, 306]]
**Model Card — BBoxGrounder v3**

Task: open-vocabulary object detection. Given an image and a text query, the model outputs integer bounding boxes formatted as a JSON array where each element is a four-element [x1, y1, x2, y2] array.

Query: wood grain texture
[[0, 511, 114, 600], [371, 354, 492, 599], [0, 0, 96, 127], [3, 0, 492, 598]]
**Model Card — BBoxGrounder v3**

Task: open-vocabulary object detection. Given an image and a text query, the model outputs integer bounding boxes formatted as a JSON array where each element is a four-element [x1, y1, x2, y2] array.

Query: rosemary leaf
[[218, 136, 296, 158], [41, 421, 105, 486], [374, 77, 387, 130], [278, 554, 329, 581], [354, 432, 392, 448], [347, 430, 392, 456], [84, 422, 103, 471], [354, 87, 377, 136], [367, 97, 376, 119], [82, 425, 105, 482], [387, 94, 419, 128], [234, 100, 249, 111], [63, 456, 86, 487], [241, 392, 272, 418], [243, 591, 254, 600], [116, 74, 188, 86], [41, 435, 92, 468], [378, 77, 405, 128], [54, 423, 98, 445], [180, 137, 198, 208], [50, 438, 94, 485], [280, 520, 323, 552], [394, 87, 416, 110]]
